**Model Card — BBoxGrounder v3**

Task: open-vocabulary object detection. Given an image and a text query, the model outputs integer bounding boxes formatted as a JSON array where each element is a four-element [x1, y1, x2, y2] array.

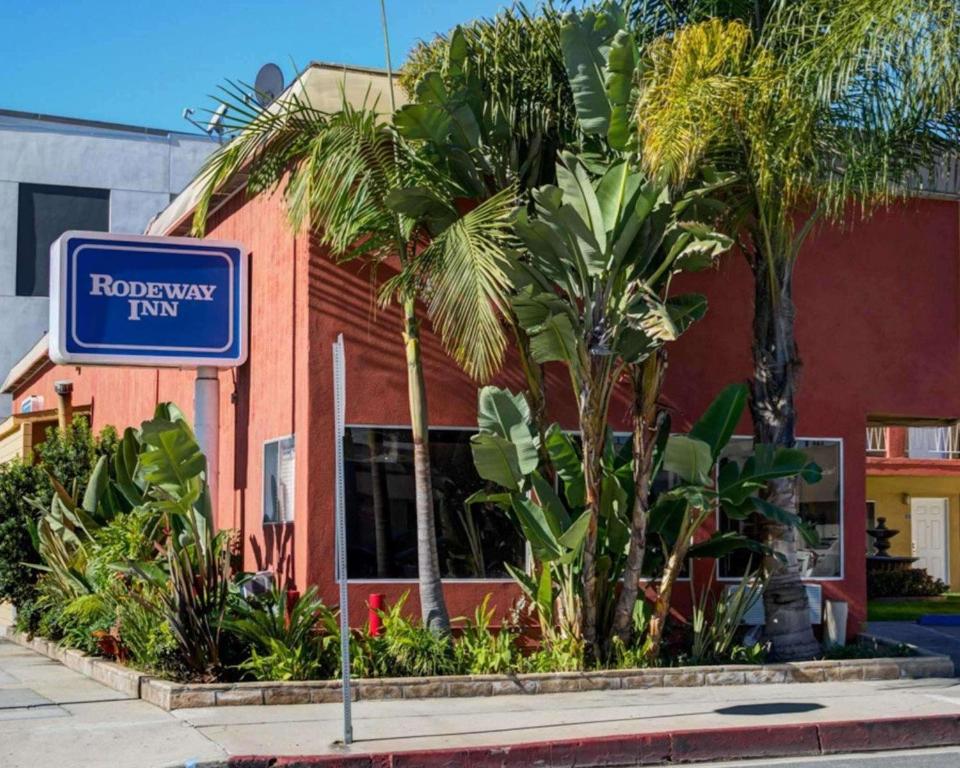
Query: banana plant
[[128, 404, 232, 682], [642, 384, 821, 660], [471, 383, 821, 663], [469, 386, 629, 644], [506, 149, 730, 658]]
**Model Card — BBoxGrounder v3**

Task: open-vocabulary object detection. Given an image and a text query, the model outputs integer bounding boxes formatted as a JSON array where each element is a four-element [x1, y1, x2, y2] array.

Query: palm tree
[[191, 93, 515, 635], [634, 0, 960, 659]]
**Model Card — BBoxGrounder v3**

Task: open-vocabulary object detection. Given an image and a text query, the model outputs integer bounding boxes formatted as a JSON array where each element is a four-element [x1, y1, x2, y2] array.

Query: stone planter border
[[2, 625, 953, 711]]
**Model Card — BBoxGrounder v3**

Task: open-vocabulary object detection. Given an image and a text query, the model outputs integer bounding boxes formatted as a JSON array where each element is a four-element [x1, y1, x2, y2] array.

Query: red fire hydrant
[[368, 593, 386, 637]]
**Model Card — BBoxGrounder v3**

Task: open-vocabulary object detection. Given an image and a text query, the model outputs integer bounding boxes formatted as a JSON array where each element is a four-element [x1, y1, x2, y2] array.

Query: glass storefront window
[[343, 427, 525, 579], [718, 437, 843, 579]]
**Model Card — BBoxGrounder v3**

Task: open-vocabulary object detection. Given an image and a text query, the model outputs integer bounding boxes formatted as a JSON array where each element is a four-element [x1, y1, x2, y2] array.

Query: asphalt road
[[700, 748, 960, 767]]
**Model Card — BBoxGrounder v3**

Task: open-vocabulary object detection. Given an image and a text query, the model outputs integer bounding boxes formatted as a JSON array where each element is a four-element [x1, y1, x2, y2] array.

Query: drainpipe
[[53, 380, 73, 432]]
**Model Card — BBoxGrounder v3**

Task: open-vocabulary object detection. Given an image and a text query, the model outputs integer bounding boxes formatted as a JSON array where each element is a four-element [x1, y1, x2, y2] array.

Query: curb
[[187, 714, 960, 767]]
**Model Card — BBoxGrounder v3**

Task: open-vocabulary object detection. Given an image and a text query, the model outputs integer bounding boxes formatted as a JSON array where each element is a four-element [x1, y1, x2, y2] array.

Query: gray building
[[0, 109, 216, 416]]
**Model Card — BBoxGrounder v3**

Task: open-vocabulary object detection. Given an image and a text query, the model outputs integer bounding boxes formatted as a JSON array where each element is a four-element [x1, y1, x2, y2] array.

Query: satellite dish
[[254, 63, 285, 107]]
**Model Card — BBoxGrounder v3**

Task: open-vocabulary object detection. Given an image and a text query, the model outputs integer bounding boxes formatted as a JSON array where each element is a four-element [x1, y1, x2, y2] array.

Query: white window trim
[[262, 433, 295, 526], [714, 435, 845, 583]]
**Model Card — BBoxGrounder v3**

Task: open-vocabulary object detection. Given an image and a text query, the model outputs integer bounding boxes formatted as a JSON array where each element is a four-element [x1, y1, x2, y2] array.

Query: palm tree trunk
[[402, 296, 451, 635], [612, 352, 665, 645], [750, 256, 820, 661], [367, 430, 389, 578]]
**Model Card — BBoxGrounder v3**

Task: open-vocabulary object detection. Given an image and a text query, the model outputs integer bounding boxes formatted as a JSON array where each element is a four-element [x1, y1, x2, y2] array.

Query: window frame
[[262, 433, 296, 526], [714, 435, 845, 583]]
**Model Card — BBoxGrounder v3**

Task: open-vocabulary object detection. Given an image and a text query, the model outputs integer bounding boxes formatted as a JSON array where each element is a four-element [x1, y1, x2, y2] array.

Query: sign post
[[332, 333, 353, 745], [49, 231, 248, 510]]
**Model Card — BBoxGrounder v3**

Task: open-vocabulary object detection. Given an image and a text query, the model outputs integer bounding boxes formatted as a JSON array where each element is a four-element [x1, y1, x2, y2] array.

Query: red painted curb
[[819, 713, 960, 754], [228, 714, 960, 768]]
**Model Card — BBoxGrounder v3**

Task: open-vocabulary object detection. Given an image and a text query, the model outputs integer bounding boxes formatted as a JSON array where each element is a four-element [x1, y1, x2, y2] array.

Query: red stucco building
[[5, 65, 960, 635]]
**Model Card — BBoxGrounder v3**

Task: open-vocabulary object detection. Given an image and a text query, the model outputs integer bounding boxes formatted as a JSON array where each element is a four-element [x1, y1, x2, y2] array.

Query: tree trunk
[[402, 297, 451, 635], [611, 351, 665, 646], [645, 521, 693, 662], [749, 257, 820, 661], [368, 430, 389, 578], [579, 387, 605, 664]]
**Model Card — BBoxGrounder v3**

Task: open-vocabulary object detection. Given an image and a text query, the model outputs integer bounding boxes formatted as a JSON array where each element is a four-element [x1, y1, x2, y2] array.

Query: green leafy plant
[[225, 585, 338, 682], [0, 416, 112, 612], [643, 384, 821, 659], [522, 635, 585, 673], [116, 589, 181, 675], [375, 592, 458, 677], [690, 565, 765, 665], [453, 595, 521, 675], [0, 460, 47, 610], [126, 404, 234, 682], [55, 593, 114, 655]]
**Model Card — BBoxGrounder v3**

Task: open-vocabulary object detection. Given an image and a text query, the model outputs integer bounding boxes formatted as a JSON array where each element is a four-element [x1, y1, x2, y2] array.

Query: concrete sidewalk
[[5, 636, 960, 768]]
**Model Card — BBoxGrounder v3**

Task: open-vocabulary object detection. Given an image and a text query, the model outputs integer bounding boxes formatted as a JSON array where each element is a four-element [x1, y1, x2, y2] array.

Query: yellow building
[[866, 425, 960, 589]]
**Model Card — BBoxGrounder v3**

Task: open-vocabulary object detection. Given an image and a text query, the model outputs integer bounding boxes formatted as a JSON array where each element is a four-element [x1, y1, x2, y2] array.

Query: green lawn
[[867, 594, 960, 622]]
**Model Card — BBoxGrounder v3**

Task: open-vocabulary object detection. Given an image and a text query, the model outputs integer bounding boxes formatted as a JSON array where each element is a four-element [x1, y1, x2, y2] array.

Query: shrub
[[0, 417, 115, 610], [0, 460, 47, 608], [225, 585, 338, 682], [55, 593, 115, 655], [376, 593, 457, 677], [453, 595, 521, 675], [868, 568, 948, 598], [117, 590, 185, 677]]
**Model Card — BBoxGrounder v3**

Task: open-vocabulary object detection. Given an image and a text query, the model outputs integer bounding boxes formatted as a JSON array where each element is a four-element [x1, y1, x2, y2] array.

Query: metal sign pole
[[332, 334, 352, 745], [194, 366, 219, 512]]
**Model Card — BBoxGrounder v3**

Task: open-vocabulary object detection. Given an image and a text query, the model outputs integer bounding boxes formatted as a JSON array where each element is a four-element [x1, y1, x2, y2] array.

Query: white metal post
[[332, 334, 353, 745], [194, 366, 219, 513]]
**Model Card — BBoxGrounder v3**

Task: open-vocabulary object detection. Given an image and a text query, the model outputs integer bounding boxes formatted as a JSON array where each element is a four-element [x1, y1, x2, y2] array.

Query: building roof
[[1, 334, 50, 395], [146, 62, 405, 238], [0, 107, 208, 140]]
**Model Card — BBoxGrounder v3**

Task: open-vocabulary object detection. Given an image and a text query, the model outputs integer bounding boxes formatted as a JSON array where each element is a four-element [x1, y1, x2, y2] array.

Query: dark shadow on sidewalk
[[715, 702, 825, 716]]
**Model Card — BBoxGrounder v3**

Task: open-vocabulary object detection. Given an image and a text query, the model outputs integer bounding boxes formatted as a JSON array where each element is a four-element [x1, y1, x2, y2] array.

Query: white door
[[911, 497, 949, 584]]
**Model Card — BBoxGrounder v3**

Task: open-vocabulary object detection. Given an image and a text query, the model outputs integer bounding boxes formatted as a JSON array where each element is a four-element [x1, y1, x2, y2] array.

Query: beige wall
[[0, 425, 23, 465], [866, 474, 960, 588]]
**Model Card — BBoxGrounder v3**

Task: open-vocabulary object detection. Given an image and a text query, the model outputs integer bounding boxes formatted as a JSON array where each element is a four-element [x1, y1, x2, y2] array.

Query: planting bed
[[2, 624, 953, 711]]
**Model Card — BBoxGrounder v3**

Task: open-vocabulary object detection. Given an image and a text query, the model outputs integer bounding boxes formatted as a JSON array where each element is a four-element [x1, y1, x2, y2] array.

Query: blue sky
[[1, 1, 527, 133]]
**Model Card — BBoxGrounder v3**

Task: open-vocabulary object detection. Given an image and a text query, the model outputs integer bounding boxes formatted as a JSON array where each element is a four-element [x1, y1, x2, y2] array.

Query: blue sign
[[50, 231, 248, 367]]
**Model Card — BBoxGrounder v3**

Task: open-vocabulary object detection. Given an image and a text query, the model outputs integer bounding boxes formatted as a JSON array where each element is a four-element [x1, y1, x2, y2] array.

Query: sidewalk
[[4, 636, 960, 768]]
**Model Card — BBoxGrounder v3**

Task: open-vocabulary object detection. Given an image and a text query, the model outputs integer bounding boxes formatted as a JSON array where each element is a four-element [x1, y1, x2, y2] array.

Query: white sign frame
[[49, 230, 249, 369]]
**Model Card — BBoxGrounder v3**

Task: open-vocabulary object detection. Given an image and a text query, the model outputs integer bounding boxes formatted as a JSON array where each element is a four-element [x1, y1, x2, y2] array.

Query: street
[[701, 748, 960, 767]]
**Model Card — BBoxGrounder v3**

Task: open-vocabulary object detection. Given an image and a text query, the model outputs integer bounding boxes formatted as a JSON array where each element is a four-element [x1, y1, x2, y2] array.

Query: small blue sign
[[50, 231, 248, 368]]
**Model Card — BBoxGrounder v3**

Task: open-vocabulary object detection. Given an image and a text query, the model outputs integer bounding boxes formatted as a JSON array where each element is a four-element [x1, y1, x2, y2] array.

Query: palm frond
[[383, 187, 518, 382]]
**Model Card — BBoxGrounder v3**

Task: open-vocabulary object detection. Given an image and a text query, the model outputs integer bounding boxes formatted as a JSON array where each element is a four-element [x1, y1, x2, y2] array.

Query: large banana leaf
[[663, 435, 713, 484], [470, 432, 532, 489], [560, 7, 620, 135], [545, 425, 585, 507], [140, 421, 206, 495], [476, 386, 539, 466], [689, 384, 749, 460], [604, 29, 638, 150]]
